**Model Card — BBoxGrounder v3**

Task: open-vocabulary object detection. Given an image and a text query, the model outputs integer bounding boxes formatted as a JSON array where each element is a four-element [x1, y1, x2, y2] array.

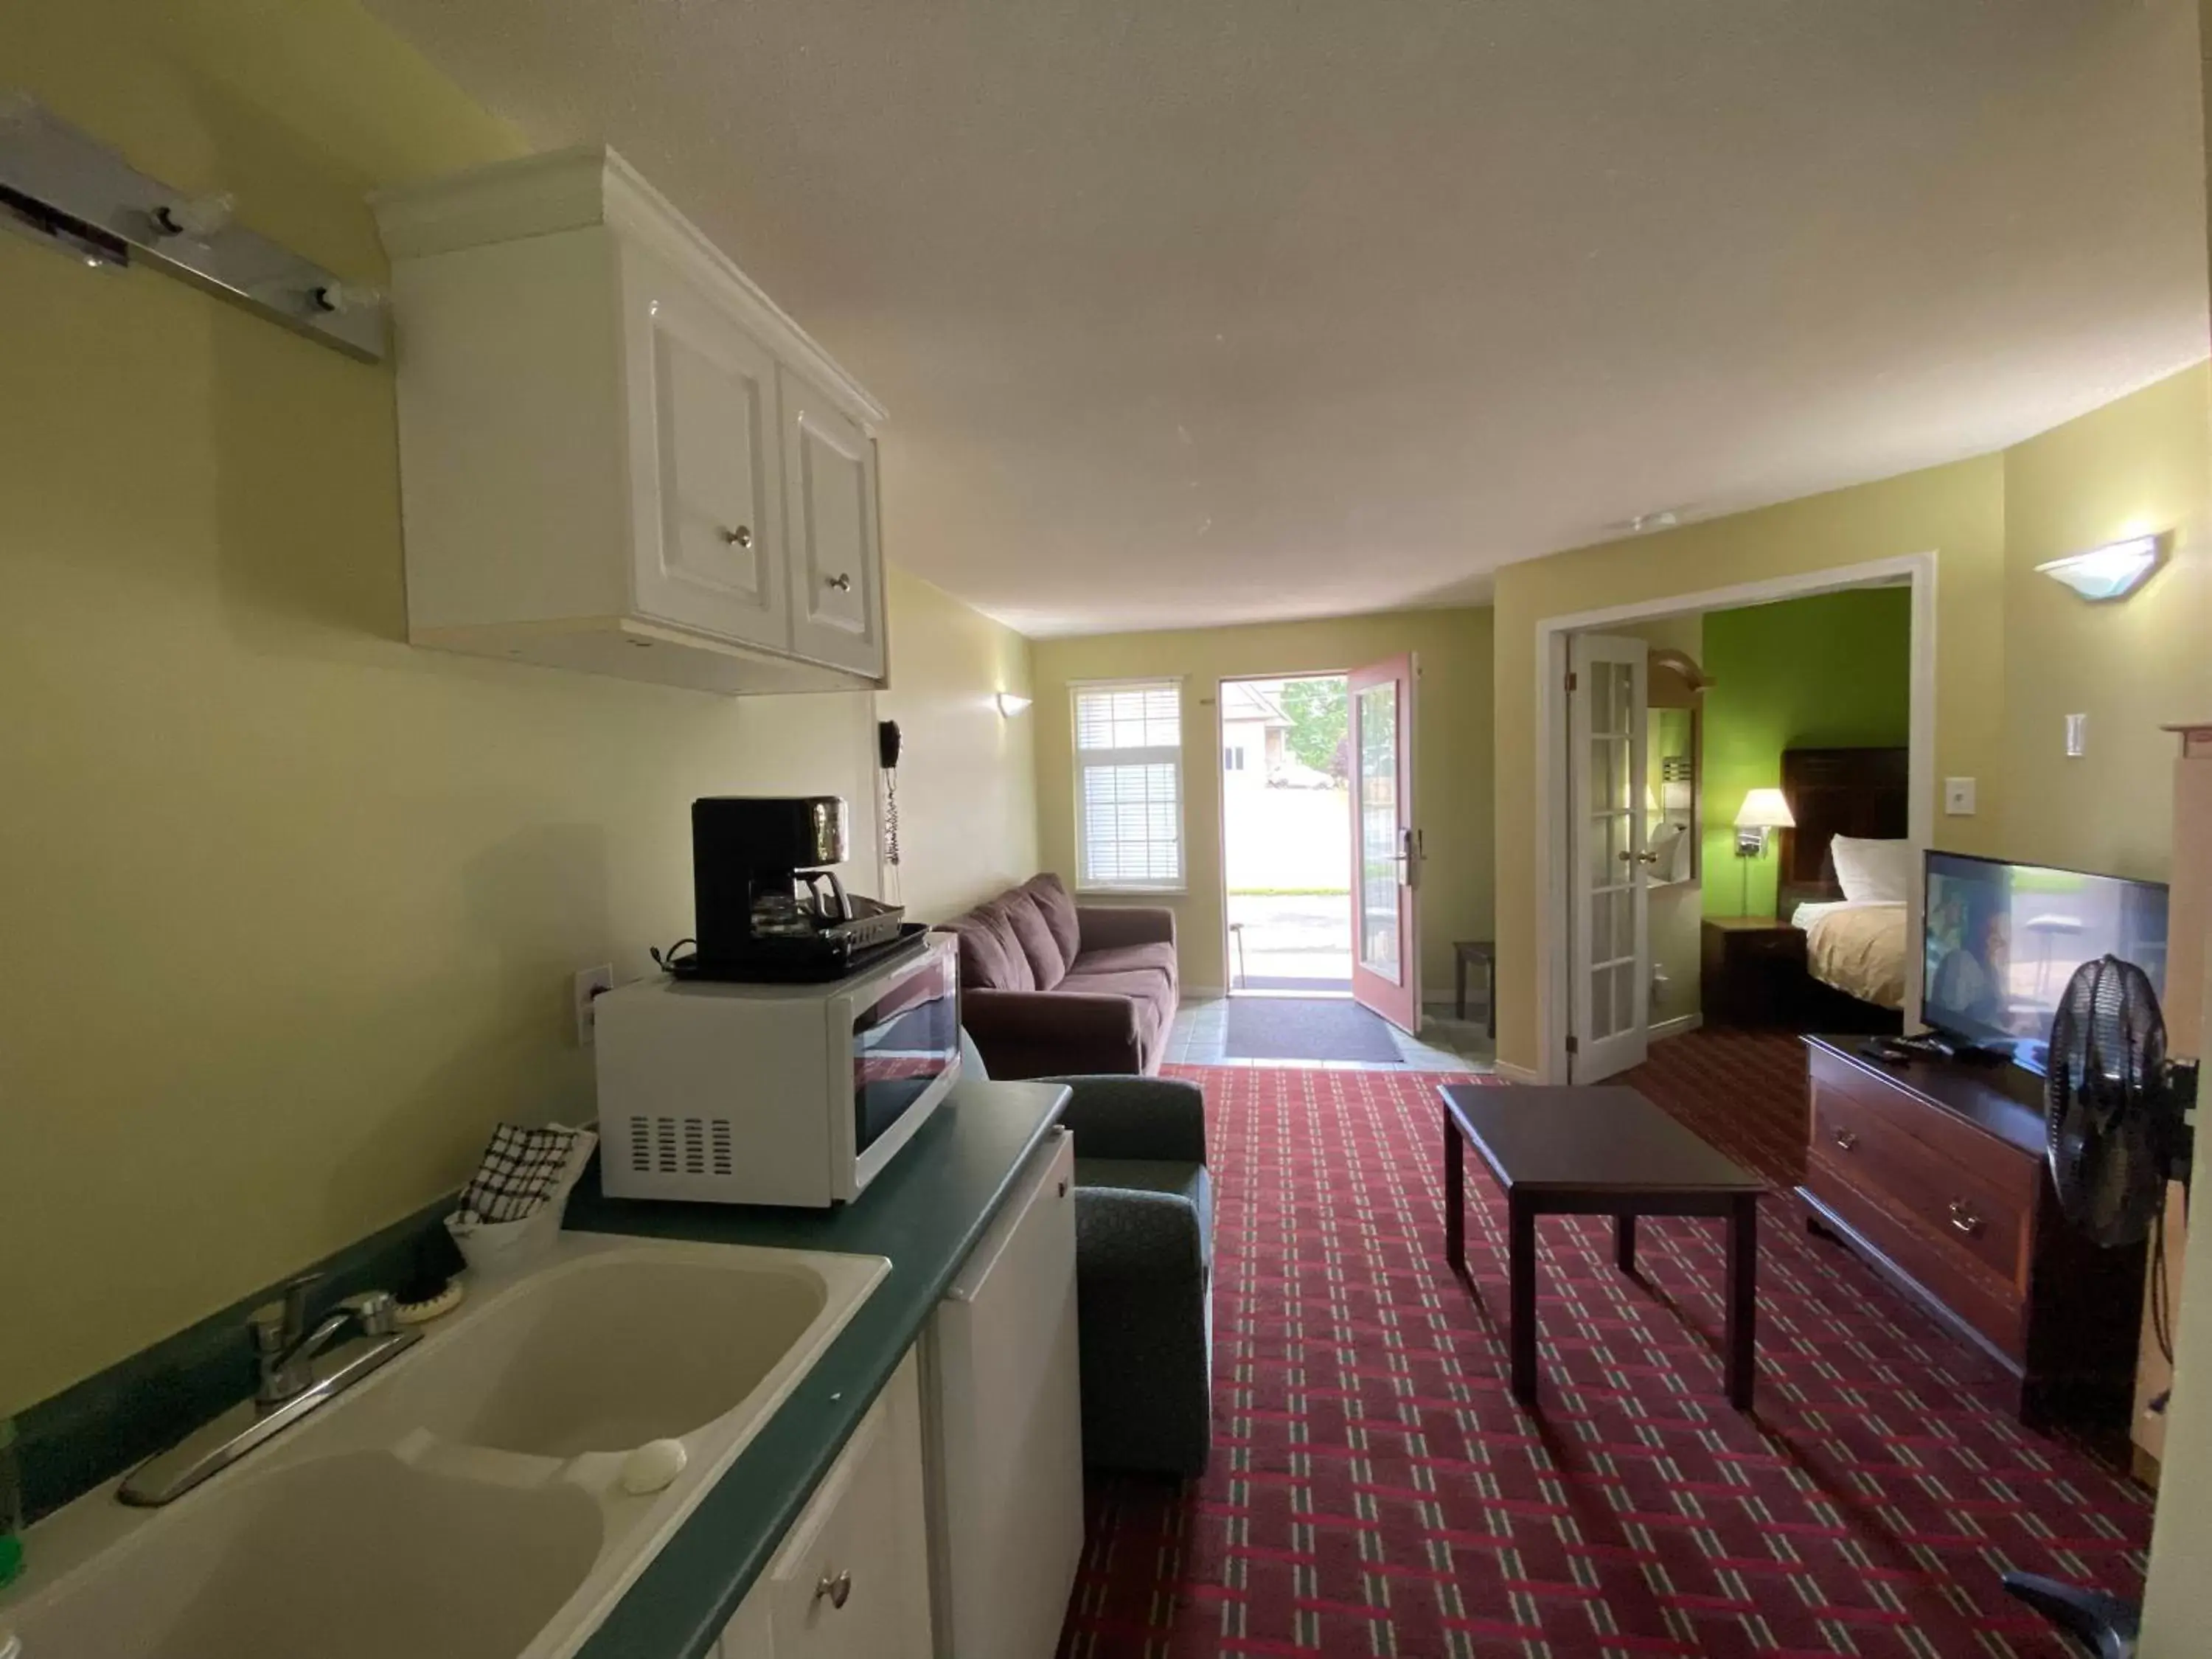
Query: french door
[[1350, 654, 1419, 1032], [1569, 634, 1651, 1080]]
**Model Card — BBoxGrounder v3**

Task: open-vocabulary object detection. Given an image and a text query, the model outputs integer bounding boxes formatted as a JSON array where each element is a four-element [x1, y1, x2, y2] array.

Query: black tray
[[669, 922, 932, 985]]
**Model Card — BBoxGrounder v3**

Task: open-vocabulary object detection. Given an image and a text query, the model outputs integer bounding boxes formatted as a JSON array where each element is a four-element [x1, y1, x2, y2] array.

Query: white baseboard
[[1182, 985, 1228, 1001], [1649, 1013, 1704, 1042], [1493, 1060, 1542, 1084]]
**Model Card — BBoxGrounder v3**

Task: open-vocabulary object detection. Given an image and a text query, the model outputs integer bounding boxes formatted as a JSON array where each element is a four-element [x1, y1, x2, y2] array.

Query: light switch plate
[[2065, 713, 2089, 758], [1944, 776, 1977, 815]]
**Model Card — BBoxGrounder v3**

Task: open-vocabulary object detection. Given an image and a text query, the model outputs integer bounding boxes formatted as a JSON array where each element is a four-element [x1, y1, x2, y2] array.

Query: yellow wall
[[877, 567, 1038, 919], [1491, 457, 2011, 1071], [0, 0, 1026, 1413], [1998, 365, 2212, 880], [2132, 10, 2212, 1643], [1031, 611, 1493, 997]]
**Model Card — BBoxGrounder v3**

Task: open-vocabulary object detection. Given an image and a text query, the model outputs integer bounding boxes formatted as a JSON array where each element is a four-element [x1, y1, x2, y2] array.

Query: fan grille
[[2045, 955, 2170, 1248]]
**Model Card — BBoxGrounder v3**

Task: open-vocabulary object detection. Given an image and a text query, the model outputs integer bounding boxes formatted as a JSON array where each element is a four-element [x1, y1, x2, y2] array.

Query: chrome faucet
[[251, 1275, 398, 1405], [119, 1273, 420, 1506]]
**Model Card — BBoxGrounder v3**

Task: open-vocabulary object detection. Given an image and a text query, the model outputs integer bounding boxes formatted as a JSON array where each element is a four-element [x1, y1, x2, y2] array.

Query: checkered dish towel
[[456, 1122, 597, 1225]]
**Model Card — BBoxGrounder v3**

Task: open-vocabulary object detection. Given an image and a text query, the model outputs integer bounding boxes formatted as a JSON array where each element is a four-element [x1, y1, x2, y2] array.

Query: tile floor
[[1164, 994, 1497, 1071]]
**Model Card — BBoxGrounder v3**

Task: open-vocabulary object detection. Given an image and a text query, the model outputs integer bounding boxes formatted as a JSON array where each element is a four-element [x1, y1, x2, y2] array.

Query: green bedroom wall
[[1699, 588, 1915, 919]]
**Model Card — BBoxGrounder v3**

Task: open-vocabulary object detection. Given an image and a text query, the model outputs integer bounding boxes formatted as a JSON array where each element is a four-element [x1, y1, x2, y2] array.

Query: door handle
[[824, 572, 853, 593], [815, 1569, 852, 1609]]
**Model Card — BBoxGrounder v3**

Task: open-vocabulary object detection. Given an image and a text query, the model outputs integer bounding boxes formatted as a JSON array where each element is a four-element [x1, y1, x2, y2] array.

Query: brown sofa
[[939, 874, 1179, 1078]]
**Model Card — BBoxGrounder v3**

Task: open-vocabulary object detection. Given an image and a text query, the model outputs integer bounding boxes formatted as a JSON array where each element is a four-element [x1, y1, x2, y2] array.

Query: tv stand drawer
[[1809, 1075, 2031, 1291], [1804, 1154, 2026, 1362]]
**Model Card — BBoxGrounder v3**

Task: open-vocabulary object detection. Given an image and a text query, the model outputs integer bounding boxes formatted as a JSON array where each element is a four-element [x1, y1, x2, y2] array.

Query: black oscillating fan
[[2003, 955, 2198, 1659]]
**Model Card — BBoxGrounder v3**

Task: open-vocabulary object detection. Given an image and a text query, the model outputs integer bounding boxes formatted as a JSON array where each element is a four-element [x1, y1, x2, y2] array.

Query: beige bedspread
[[1805, 902, 1907, 1009]]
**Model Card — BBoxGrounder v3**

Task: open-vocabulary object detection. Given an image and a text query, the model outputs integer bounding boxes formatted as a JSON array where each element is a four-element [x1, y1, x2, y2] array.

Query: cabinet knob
[[721, 525, 753, 549], [1947, 1200, 1985, 1239], [815, 1569, 852, 1610], [824, 571, 852, 593], [1832, 1128, 1859, 1152]]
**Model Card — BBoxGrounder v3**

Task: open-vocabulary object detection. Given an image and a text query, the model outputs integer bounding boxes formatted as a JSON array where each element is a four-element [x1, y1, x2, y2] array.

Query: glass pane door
[[1357, 679, 1400, 981], [1349, 654, 1419, 1032], [1568, 633, 1650, 1080]]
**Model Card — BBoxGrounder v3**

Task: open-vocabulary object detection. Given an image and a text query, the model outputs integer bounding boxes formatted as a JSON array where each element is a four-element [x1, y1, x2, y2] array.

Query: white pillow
[[1830, 835, 1911, 904]]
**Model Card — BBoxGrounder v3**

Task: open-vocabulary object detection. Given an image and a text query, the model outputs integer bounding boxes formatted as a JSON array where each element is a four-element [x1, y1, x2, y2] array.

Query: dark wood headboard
[[1775, 746, 1910, 918]]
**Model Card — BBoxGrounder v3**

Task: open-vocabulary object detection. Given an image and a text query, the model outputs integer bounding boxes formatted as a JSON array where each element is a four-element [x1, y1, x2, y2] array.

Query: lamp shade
[[1733, 787, 1795, 830]]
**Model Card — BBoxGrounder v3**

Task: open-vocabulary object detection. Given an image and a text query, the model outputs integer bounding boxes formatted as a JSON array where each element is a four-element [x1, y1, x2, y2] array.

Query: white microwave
[[595, 933, 961, 1207]]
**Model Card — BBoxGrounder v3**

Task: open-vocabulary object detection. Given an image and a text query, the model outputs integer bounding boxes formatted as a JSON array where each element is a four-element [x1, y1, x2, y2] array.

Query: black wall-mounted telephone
[[877, 720, 902, 869]]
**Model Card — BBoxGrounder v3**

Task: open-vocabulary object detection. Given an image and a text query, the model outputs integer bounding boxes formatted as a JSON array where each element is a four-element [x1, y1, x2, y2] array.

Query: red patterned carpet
[[1618, 1028, 1812, 1189], [1056, 1059, 2151, 1658]]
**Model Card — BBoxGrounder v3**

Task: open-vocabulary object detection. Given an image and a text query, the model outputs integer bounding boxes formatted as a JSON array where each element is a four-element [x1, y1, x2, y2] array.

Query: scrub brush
[[393, 1279, 465, 1326]]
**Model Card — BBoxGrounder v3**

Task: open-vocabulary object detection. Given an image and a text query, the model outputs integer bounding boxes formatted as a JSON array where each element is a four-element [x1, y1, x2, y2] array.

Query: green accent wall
[[1701, 587, 1912, 919]]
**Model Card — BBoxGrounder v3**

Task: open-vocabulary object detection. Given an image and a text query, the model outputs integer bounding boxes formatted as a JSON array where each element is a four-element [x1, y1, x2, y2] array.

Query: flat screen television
[[1922, 849, 2169, 1075]]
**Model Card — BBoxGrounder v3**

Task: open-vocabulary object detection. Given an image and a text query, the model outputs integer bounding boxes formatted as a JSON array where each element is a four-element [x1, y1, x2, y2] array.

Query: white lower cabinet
[[715, 1130, 1082, 1659], [717, 1352, 933, 1659]]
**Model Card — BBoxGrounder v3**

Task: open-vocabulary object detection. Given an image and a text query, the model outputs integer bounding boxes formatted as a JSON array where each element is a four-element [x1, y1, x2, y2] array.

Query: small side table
[[1453, 940, 1496, 1037], [1700, 917, 1808, 1027]]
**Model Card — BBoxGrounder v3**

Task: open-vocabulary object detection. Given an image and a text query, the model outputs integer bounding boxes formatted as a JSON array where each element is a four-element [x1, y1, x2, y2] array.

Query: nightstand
[[1700, 917, 1807, 1027]]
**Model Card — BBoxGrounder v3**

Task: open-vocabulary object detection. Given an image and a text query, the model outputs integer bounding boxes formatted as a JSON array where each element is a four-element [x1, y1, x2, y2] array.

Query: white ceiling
[[364, 0, 2209, 637]]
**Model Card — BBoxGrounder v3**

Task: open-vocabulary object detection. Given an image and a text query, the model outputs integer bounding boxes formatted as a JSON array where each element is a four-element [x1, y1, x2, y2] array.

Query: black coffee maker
[[685, 796, 911, 981]]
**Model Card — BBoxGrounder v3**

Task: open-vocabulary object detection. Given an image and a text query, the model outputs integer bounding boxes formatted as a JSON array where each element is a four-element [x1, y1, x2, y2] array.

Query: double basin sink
[[0, 1237, 888, 1659]]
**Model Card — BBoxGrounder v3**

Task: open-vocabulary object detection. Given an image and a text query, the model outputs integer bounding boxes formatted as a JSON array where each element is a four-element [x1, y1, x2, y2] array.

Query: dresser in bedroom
[[1798, 1035, 2146, 1441]]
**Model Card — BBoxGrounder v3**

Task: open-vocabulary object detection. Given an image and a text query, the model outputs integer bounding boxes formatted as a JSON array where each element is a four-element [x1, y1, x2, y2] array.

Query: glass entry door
[[1349, 653, 1419, 1032], [1568, 633, 1651, 1080]]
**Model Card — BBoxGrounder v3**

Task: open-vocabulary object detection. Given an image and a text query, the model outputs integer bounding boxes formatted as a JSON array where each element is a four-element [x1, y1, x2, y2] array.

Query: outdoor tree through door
[[1569, 633, 1651, 1080], [1350, 654, 1419, 1032]]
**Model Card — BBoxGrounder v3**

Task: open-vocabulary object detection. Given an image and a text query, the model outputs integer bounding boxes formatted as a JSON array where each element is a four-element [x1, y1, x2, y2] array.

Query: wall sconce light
[[1733, 787, 1794, 856], [1733, 787, 1794, 914], [2036, 533, 2165, 602], [995, 692, 1032, 717]]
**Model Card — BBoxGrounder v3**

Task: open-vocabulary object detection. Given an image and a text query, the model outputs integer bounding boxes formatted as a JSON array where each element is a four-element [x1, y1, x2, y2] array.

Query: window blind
[[1073, 681, 1183, 888]]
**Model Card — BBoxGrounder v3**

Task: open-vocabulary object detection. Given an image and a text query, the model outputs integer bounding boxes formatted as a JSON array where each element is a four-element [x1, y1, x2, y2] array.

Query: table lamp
[[1733, 787, 1795, 914]]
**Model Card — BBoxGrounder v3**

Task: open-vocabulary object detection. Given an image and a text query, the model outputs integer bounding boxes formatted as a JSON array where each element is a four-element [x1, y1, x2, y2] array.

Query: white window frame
[[1224, 743, 1246, 773], [1071, 677, 1186, 894]]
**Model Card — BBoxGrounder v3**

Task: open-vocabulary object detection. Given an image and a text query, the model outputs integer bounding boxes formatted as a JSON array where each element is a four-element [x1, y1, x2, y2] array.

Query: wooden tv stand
[[1797, 1035, 2145, 1442]]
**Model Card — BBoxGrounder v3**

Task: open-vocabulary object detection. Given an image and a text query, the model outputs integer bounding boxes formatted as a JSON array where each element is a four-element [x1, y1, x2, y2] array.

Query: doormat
[[1223, 997, 1401, 1063]]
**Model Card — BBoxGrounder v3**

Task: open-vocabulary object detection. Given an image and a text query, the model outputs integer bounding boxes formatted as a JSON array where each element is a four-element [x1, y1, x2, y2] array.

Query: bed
[[1775, 746, 1910, 1027]]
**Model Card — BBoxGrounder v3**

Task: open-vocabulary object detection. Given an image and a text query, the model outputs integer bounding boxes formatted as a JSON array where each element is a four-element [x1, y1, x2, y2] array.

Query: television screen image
[[1921, 851, 2169, 1073]]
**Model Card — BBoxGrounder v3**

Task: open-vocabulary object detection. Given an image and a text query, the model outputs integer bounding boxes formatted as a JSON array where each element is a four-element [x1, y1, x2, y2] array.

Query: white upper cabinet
[[372, 149, 888, 694], [780, 364, 885, 675]]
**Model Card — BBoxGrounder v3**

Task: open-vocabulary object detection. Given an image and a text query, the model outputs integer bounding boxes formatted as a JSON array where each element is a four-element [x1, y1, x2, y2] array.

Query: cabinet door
[[779, 365, 885, 677], [723, 1350, 931, 1659], [623, 246, 788, 650]]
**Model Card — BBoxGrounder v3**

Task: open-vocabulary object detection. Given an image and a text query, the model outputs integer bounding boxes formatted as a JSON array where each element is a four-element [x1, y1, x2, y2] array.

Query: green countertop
[[562, 1076, 1069, 1659]]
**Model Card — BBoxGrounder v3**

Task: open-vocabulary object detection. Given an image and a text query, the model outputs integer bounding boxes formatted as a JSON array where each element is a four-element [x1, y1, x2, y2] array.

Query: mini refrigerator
[[922, 1126, 1085, 1659]]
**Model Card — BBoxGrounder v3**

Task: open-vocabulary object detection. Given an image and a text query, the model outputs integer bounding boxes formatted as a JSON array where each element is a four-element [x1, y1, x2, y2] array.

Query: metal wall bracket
[[0, 91, 386, 362]]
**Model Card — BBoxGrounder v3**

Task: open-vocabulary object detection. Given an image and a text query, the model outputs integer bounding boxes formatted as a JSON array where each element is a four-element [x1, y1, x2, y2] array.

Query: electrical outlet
[[2065, 713, 2089, 758], [573, 964, 614, 1046], [1944, 776, 1977, 816]]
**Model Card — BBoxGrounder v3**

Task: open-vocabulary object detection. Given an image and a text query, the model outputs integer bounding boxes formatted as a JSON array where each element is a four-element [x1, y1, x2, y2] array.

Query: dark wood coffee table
[[1440, 1083, 1764, 1408]]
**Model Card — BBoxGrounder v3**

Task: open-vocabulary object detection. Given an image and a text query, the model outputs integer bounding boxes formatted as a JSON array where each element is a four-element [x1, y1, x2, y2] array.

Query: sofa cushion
[[1056, 967, 1171, 1048], [1024, 872, 1082, 966], [946, 906, 1032, 992], [998, 890, 1066, 990], [1071, 941, 1179, 985]]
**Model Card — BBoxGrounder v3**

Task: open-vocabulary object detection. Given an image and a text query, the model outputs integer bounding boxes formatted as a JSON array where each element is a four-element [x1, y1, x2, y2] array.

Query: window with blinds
[[1073, 680, 1184, 889]]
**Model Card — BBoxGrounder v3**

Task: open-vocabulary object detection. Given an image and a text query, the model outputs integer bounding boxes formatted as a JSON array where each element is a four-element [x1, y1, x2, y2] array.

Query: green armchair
[[961, 1036, 1214, 1478]]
